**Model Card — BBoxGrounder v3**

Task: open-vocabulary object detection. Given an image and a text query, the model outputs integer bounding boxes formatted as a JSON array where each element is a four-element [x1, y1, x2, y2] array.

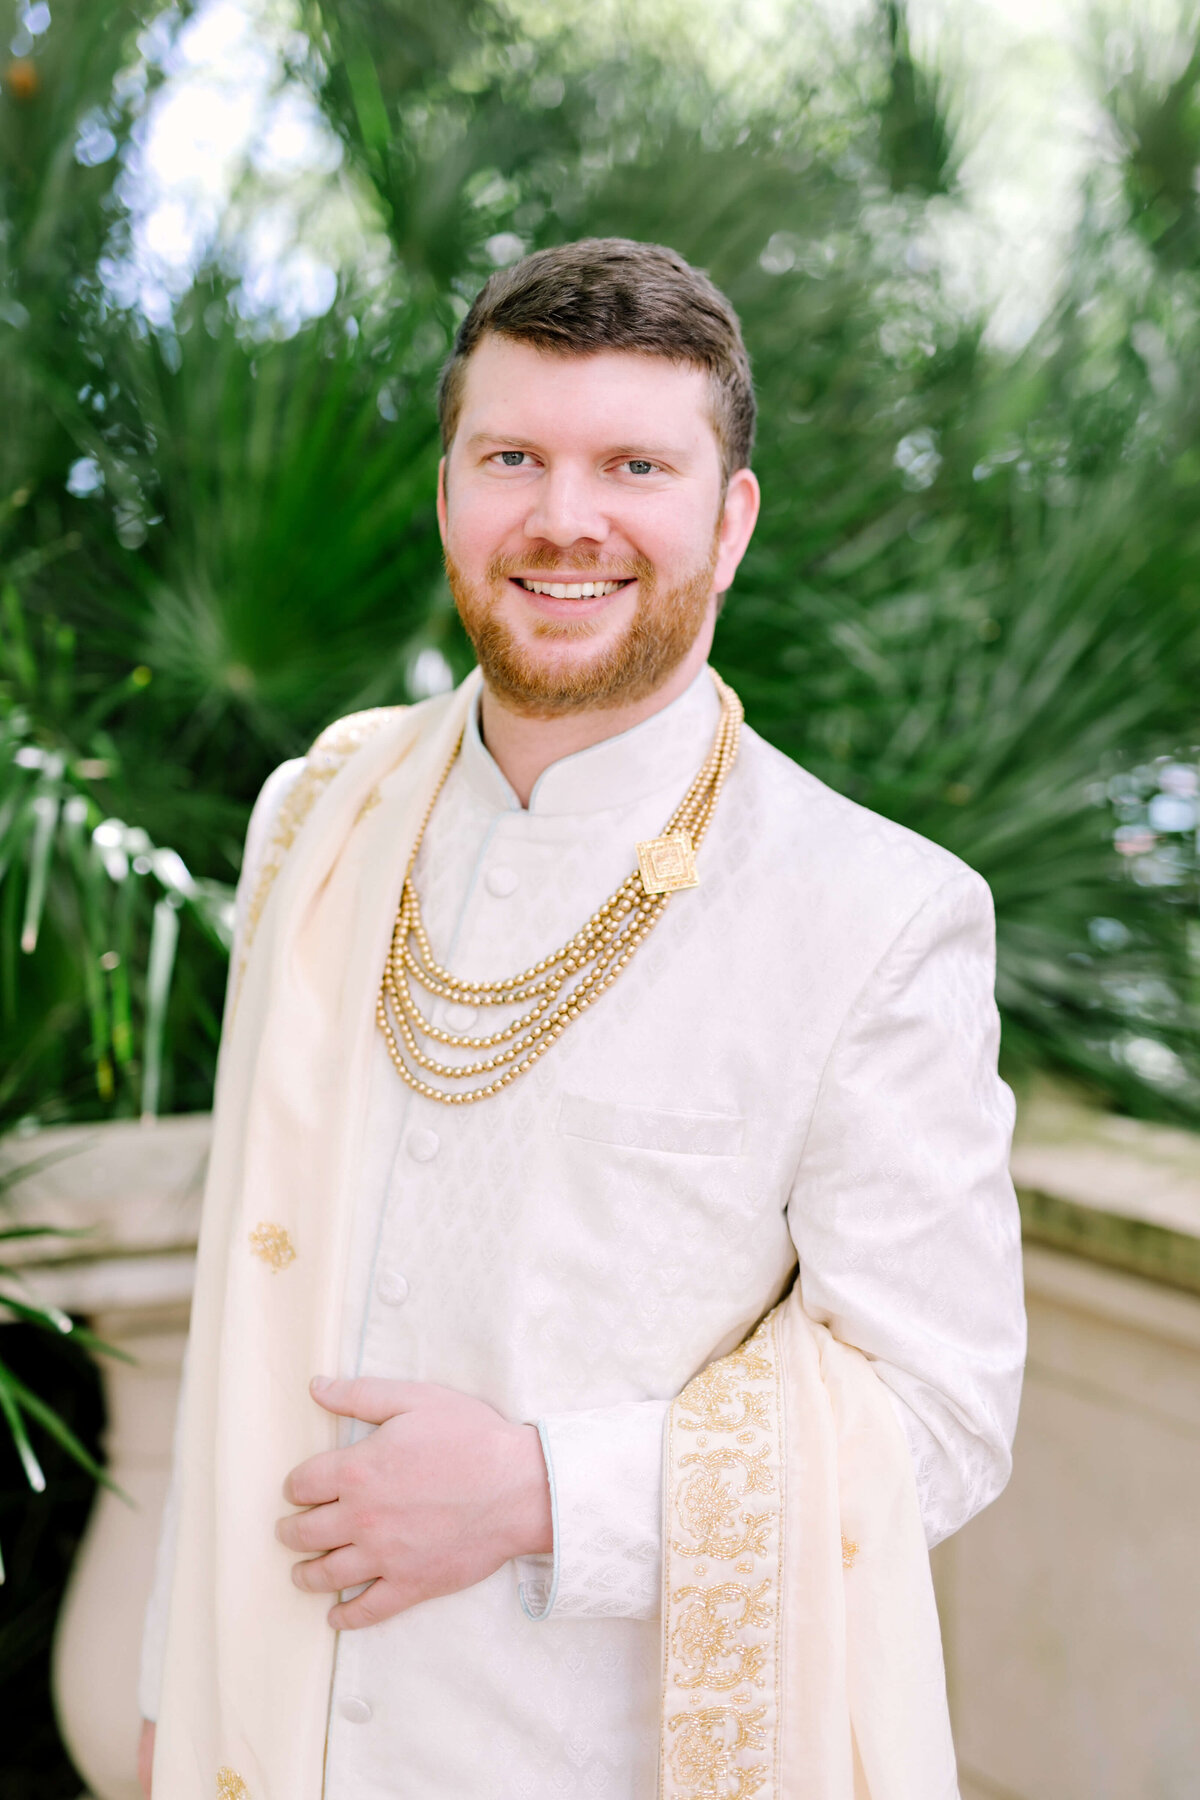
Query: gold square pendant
[[636, 829, 699, 895]]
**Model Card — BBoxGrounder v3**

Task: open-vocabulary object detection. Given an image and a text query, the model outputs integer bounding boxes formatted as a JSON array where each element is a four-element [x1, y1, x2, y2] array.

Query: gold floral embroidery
[[671, 1580, 773, 1689], [681, 1444, 775, 1495], [676, 1353, 773, 1434], [673, 1468, 771, 1562], [842, 1536, 859, 1569], [249, 1221, 295, 1270], [216, 1770, 249, 1800], [672, 1445, 776, 1562], [666, 1705, 769, 1798], [661, 1316, 783, 1799]]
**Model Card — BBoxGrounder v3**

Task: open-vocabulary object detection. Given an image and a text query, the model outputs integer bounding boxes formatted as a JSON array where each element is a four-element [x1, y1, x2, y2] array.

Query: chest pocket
[[557, 1093, 745, 1157]]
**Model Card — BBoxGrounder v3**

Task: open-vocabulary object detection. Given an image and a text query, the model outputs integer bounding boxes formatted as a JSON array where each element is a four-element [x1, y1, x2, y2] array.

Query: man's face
[[437, 336, 759, 715]]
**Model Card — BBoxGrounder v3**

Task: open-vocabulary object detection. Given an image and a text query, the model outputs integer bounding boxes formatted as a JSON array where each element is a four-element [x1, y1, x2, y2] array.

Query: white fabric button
[[406, 1127, 439, 1162], [338, 1695, 372, 1724], [485, 865, 519, 897], [377, 1268, 410, 1305], [445, 1002, 477, 1031]]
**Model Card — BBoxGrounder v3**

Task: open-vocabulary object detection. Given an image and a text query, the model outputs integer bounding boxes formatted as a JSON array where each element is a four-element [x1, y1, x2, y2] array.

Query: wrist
[[502, 1420, 554, 1558]]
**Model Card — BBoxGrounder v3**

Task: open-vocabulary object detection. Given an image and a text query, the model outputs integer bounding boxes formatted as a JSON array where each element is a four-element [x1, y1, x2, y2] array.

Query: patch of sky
[[66, 457, 104, 498], [75, 111, 120, 168], [98, 0, 386, 334], [10, 0, 50, 55]]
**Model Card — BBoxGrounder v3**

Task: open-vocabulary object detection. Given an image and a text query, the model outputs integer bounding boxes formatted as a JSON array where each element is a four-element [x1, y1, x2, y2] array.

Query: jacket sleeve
[[137, 758, 305, 1720], [786, 868, 1026, 1546], [522, 868, 1026, 1623], [515, 1402, 669, 1622]]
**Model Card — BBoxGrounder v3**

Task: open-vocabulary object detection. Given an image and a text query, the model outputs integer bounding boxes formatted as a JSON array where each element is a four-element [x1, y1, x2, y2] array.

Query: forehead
[[452, 335, 719, 455]]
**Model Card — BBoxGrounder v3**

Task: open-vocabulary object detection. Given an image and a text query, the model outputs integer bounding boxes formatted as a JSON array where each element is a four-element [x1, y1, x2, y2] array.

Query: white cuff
[[518, 1400, 668, 1622]]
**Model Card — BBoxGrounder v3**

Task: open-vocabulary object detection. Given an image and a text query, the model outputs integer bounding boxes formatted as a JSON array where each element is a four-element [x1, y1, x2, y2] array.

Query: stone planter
[[2, 1091, 1199, 1800], [1, 1115, 207, 1800]]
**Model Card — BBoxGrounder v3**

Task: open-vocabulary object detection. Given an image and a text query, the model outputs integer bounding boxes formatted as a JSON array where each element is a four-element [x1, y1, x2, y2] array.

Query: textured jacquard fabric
[[140, 665, 1024, 1797], [525, 1401, 671, 1619]]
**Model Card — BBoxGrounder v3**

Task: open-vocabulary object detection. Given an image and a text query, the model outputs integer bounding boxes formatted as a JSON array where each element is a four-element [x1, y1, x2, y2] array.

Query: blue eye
[[498, 451, 525, 467], [626, 460, 654, 475]]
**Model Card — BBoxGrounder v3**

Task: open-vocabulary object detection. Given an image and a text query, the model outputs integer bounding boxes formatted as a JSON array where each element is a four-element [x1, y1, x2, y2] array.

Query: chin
[[517, 641, 621, 697]]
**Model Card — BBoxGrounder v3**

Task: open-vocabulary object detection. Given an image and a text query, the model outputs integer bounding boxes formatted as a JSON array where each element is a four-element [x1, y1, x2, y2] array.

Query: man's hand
[[276, 1377, 553, 1630]]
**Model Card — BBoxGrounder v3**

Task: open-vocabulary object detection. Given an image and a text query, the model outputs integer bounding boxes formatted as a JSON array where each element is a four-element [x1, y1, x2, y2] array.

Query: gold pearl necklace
[[376, 671, 743, 1105]]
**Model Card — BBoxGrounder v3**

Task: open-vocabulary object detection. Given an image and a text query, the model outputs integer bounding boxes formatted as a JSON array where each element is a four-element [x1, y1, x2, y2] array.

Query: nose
[[522, 466, 610, 549]]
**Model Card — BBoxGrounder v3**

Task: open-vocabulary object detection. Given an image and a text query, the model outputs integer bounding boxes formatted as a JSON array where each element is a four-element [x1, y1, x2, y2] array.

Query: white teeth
[[517, 578, 627, 599]]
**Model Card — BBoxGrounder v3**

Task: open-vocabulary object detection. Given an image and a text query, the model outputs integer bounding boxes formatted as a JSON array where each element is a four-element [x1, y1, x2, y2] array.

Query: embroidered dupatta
[[151, 675, 959, 1800]]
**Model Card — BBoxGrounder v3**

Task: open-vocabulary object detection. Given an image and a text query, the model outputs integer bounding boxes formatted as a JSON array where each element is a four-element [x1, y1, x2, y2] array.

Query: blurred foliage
[[1, 0, 1200, 1143], [878, 0, 958, 197], [0, 592, 235, 1124]]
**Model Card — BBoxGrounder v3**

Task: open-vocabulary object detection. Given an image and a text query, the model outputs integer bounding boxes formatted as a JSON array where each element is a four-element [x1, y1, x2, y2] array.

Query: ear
[[436, 456, 448, 545], [712, 467, 760, 597]]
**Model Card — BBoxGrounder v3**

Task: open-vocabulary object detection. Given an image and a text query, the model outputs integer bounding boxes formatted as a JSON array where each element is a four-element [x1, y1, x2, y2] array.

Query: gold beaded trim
[[660, 1315, 784, 1798], [376, 671, 743, 1104]]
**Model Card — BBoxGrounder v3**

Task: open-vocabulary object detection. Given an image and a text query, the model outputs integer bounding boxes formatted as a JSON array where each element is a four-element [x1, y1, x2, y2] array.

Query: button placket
[[363, 1126, 434, 1330]]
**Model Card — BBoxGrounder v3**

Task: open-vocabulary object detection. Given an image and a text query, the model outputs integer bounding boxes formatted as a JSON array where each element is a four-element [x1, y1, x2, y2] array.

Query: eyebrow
[[464, 431, 692, 463]]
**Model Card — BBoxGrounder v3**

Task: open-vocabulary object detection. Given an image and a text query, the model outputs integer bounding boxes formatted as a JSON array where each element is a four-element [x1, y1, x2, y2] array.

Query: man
[[139, 238, 1025, 1800]]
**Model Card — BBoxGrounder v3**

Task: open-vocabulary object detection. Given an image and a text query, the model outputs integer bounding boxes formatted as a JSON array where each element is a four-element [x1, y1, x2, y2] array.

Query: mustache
[[484, 547, 654, 584]]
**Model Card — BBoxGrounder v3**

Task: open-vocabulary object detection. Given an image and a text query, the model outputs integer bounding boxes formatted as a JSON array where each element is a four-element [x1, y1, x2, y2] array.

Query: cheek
[[443, 481, 515, 562], [444, 508, 487, 567], [625, 490, 719, 558], [637, 515, 712, 575]]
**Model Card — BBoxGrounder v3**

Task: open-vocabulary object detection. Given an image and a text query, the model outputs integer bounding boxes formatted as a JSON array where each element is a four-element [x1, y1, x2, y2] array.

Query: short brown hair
[[438, 238, 755, 482]]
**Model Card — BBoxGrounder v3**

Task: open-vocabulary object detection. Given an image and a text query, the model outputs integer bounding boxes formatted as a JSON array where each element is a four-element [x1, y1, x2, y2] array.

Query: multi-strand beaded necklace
[[376, 670, 743, 1105]]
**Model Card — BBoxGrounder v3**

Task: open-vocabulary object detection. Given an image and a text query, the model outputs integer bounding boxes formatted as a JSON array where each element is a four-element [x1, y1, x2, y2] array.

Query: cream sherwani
[[141, 665, 1025, 1798]]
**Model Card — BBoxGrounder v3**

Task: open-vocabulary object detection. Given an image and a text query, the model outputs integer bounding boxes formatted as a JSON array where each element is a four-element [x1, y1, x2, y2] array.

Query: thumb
[[308, 1375, 434, 1425]]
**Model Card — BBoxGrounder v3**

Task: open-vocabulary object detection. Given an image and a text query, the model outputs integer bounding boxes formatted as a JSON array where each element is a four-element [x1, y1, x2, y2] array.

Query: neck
[[478, 631, 714, 809]]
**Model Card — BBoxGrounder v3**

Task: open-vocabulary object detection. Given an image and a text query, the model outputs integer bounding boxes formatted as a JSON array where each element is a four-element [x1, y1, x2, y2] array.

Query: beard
[[445, 535, 719, 719]]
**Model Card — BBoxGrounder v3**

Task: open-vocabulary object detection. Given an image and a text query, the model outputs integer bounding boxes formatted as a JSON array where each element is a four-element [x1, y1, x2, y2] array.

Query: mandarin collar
[[457, 664, 723, 818]]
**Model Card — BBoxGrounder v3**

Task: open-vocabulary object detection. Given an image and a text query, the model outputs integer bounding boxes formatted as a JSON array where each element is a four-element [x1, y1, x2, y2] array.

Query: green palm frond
[[103, 288, 447, 760], [0, 588, 235, 1126]]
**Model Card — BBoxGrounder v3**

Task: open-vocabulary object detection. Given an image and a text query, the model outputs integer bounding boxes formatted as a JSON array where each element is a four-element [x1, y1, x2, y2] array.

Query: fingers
[[275, 1499, 350, 1554], [282, 1449, 345, 1507], [308, 1376, 441, 1425], [290, 1544, 377, 1594], [328, 1577, 411, 1631]]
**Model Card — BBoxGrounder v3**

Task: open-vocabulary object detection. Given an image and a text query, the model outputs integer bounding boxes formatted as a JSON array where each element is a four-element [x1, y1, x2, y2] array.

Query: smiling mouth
[[513, 577, 633, 600]]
